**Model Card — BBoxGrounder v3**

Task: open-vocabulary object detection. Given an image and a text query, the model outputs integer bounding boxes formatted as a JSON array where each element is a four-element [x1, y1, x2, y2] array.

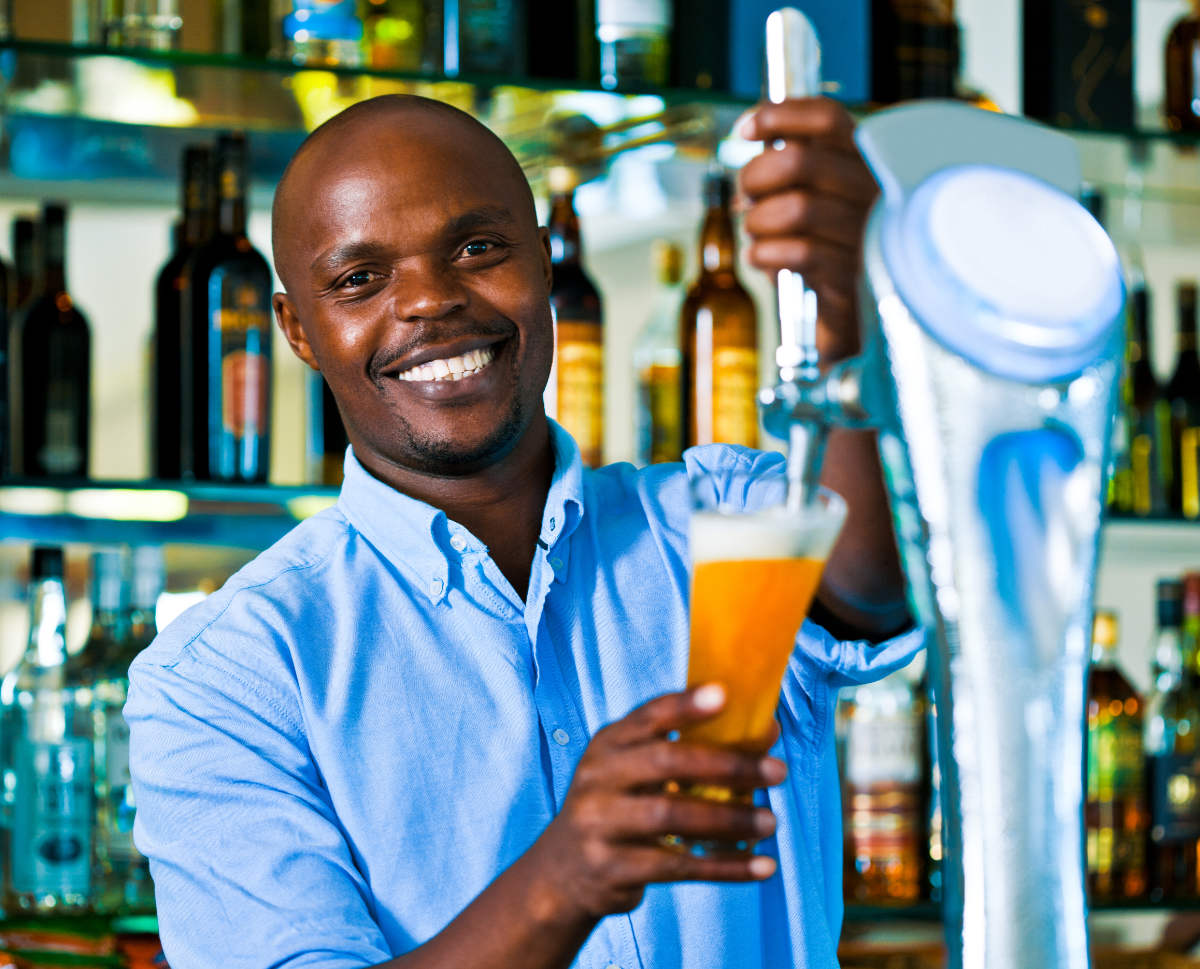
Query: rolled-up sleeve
[[126, 644, 393, 969]]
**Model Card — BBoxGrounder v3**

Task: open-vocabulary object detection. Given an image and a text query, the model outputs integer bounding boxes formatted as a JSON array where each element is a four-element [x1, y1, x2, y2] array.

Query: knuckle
[[645, 796, 674, 831], [786, 191, 810, 228]]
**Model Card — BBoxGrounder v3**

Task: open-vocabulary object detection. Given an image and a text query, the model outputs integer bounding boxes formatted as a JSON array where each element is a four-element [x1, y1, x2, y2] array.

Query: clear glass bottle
[[1, 547, 95, 914], [634, 240, 683, 466], [1085, 609, 1148, 901], [839, 668, 925, 903], [1146, 574, 1200, 901], [596, 0, 670, 90]]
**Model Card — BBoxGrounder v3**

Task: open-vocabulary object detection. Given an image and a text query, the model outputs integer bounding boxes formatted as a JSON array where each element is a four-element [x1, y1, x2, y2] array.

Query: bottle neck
[[25, 577, 69, 669], [1090, 639, 1118, 666], [216, 164, 247, 238], [1128, 286, 1151, 362], [548, 193, 581, 265], [1177, 295, 1198, 355], [699, 205, 737, 277], [184, 182, 213, 248], [40, 217, 67, 296]]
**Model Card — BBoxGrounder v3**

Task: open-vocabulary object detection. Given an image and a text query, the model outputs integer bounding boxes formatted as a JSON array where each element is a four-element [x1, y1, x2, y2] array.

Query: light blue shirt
[[126, 422, 922, 969]]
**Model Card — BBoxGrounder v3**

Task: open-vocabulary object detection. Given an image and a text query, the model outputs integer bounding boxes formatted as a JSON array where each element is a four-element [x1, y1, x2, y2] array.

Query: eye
[[462, 239, 493, 257], [340, 270, 374, 288]]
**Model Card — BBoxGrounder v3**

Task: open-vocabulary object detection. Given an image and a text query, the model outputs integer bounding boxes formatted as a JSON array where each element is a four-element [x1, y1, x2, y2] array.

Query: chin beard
[[395, 396, 530, 475]]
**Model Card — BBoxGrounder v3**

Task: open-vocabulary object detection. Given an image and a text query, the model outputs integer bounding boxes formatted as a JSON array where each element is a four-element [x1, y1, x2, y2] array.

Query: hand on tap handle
[[738, 99, 880, 365]]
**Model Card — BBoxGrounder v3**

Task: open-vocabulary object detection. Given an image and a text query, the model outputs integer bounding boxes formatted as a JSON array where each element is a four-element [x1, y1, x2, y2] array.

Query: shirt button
[[549, 557, 563, 571], [449, 534, 467, 553], [548, 517, 557, 532], [552, 728, 570, 746], [430, 577, 445, 597]]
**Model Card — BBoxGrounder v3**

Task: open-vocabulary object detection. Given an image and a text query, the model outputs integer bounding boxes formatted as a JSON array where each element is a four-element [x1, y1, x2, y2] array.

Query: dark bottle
[[680, 171, 758, 451], [872, 0, 960, 103], [11, 217, 36, 310], [527, 0, 596, 82], [1164, 282, 1200, 519], [1085, 610, 1148, 901], [182, 133, 273, 483], [10, 204, 91, 479], [1125, 270, 1170, 517], [154, 146, 213, 481], [0, 239, 9, 477], [311, 375, 349, 486], [447, 0, 526, 76], [1166, 2, 1200, 133], [1146, 574, 1200, 901], [546, 167, 604, 468]]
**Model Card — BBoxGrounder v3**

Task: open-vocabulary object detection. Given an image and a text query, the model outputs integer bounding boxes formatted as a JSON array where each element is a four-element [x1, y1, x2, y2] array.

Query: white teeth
[[397, 346, 496, 382]]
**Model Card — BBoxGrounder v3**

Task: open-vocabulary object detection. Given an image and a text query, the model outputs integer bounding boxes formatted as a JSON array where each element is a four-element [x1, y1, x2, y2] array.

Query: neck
[[356, 416, 556, 601]]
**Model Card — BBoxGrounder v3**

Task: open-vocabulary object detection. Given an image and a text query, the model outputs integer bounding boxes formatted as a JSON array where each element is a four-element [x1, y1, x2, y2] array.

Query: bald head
[[271, 94, 535, 292]]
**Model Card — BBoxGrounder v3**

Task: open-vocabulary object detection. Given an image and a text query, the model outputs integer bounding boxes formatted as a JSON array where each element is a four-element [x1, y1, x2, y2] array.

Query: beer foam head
[[689, 501, 845, 566]]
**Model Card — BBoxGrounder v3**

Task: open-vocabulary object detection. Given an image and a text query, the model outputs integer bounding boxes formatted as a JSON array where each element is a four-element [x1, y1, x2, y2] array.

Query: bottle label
[[212, 283, 271, 443], [636, 362, 681, 465], [846, 712, 923, 786], [41, 378, 84, 475], [555, 322, 604, 467], [711, 347, 758, 448], [1149, 752, 1200, 844], [11, 738, 93, 898], [1181, 426, 1199, 519], [1089, 715, 1144, 799]]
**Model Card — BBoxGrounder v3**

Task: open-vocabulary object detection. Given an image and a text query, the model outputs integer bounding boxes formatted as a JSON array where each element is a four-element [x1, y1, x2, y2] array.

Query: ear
[[538, 226, 553, 292], [273, 292, 321, 372]]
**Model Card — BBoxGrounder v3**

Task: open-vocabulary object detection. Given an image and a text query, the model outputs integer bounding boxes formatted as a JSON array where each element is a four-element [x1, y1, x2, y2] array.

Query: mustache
[[368, 317, 515, 379]]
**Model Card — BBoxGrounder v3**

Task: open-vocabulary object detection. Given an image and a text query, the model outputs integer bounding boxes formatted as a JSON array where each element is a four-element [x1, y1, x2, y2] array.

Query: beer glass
[[678, 469, 845, 846]]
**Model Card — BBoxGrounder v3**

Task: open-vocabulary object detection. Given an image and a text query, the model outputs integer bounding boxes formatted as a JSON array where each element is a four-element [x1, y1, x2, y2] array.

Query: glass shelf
[[844, 899, 1200, 924], [0, 477, 338, 548]]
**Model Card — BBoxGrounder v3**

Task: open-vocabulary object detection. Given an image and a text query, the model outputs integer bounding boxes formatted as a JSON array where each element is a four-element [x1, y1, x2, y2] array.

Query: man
[[126, 94, 921, 969]]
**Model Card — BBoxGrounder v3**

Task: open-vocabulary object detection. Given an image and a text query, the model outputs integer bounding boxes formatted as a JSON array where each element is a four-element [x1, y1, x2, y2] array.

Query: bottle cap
[[32, 546, 64, 580], [1158, 578, 1184, 628], [1184, 572, 1200, 619], [1092, 609, 1118, 648], [652, 239, 682, 285]]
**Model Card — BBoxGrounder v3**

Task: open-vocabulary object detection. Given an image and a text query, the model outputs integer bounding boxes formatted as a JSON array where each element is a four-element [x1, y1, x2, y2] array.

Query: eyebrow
[[309, 206, 517, 275]]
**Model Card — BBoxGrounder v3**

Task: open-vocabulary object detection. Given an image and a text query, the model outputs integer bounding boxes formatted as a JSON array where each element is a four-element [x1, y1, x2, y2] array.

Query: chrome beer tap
[[759, 11, 1126, 969]]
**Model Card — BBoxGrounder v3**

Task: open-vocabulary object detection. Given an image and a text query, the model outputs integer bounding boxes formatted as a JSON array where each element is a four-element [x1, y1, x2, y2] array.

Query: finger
[[740, 98, 856, 149], [739, 142, 878, 205], [745, 237, 860, 293], [612, 844, 778, 887], [609, 793, 777, 843], [593, 739, 784, 793], [600, 684, 727, 747], [742, 189, 867, 250]]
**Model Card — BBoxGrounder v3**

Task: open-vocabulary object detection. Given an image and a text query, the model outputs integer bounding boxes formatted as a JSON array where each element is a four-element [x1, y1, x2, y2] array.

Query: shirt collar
[[335, 420, 586, 600]]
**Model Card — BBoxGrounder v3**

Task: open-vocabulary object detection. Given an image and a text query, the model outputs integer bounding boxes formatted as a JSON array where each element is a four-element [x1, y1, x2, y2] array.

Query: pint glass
[[683, 472, 846, 780]]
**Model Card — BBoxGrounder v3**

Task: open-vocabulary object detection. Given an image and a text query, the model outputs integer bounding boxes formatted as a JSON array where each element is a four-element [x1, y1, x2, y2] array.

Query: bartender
[[126, 93, 921, 969]]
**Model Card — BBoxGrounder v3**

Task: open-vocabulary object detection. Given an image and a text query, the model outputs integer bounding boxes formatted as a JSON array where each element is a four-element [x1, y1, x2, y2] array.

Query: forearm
[[375, 840, 597, 969]]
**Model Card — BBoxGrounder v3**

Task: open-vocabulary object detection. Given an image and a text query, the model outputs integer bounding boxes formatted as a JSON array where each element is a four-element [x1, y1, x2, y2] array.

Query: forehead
[[285, 120, 532, 265]]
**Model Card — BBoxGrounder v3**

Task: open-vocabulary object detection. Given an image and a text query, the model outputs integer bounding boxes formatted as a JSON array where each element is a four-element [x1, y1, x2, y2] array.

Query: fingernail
[[737, 111, 757, 140], [754, 809, 777, 835], [693, 683, 726, 711], [760, 757, 787, 784], [750, 855, 777, 878]]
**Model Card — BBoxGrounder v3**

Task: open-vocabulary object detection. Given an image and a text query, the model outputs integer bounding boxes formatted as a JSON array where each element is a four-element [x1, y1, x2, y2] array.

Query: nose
[[390, 259, 469, 322]]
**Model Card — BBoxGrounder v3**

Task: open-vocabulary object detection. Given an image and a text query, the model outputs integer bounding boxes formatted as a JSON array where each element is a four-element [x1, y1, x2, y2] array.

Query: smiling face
[[272, 99, 554, 479]]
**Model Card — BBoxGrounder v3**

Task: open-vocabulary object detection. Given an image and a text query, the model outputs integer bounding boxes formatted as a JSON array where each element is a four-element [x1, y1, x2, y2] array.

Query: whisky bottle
[[1125, 268, 1169, 517], [1146, 573, 1200, 901], [1166, 1, 1200, 133], [183, 133, 274, 483], [633, 240, 684, 465], [154, 145, 213, 480], [10, 203, 91, 478], [839, 669, 925, 903], [1086, 610, 1148, 901], [1164, 283, 1200, 519], [546, 167, 604, 467], [1, 547, 95, 914], [680, 171, 758, 450]]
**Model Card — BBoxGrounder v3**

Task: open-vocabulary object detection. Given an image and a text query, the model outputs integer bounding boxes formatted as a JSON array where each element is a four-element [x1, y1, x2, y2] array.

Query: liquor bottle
[[839, 669, 925, 902], [1151, 579, 1186, 690], [1085, 610, 1148, 901], [11, 216, 36, 310], [1166, 2, 1200, 133], [10, 203, 91, 479], [447, 0, 526, 76], [527, 0, 597, 83], [154, 145, 213, 481], [361, 0, 440, 71], [91, 546, 162, 915], [873, 0, 960, 103], [546, 167, 604, 467], [633, 240, 684, 466], [1, 547, 94, 914], [1024, 0, 1133, 129], [183, 133, 274, 483], [282, 0, 364, 65], [1125, 265, 1170, 518], [1164, 283, 1200, 519], [310, 375, 349, 486], [596, 0, 670, 90], [215, 0, 278, 57], [1146, 573, 1200, 901], [680, 171, 759, 451]]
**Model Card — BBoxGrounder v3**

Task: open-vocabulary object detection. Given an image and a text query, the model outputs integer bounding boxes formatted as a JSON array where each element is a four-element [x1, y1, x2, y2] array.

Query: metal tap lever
[[762, 8, 828, 510]]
